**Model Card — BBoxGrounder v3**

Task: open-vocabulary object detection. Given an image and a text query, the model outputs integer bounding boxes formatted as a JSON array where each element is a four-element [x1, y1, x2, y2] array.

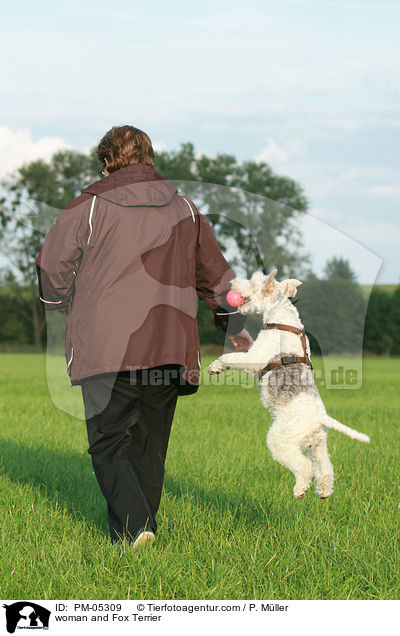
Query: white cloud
[[255, 137, 306, 165], [367, 185, 400, 196], [152, 141, 167, 153], [201, 122, 229, 131], [255, 139, 289, 164], [339, 166, 390, 180], [0, 126, 72, 180], [305, 117, 365, 133]]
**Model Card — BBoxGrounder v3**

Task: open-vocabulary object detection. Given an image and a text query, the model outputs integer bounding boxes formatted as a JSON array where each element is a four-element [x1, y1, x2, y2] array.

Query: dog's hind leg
[[309, 435, 334, 499], [266, 432, 313, 499]]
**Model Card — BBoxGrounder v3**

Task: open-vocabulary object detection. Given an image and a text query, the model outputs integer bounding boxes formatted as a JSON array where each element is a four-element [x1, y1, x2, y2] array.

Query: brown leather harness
[[258, 322, 313, 378]]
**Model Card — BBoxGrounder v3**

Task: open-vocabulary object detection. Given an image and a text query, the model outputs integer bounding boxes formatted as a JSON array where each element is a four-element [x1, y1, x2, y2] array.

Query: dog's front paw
[[208, 359, 225, 375]]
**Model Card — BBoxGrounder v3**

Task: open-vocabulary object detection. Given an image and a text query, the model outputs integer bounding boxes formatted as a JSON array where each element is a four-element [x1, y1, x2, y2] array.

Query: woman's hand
[[227, 328, 253, 351]]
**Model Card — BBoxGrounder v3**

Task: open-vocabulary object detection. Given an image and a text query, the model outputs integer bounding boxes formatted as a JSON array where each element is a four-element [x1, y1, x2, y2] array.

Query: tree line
[[0, 146, 397, 356], [1, 261, 398, 356]]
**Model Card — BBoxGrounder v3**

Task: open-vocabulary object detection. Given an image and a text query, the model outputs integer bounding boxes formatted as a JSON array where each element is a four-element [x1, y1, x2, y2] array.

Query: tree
[[363, 288, 393, 355], [0, 148, 100, 348], [297, 259, 366, 355], [156, 142, 310, 278], [389, 285, 400, 356], [0, 143, 310, 348], [0, 269, 33, 346], [324, 256, 357, 282]]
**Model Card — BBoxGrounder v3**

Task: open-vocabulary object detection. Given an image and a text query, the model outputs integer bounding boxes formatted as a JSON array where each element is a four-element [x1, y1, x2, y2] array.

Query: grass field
[[0, 353, 399, 600]]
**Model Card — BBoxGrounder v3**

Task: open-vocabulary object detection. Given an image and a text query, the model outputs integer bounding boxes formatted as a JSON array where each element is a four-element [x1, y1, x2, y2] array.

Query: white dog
[[208, 270, 370, 499]]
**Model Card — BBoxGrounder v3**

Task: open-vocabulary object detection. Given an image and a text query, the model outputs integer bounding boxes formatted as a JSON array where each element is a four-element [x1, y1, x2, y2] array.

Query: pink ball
[[226, 289, 244, 307]]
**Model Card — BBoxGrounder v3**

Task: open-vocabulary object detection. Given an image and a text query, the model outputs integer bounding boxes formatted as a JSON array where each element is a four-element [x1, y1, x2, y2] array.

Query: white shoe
[[132, 529, 155, 551]]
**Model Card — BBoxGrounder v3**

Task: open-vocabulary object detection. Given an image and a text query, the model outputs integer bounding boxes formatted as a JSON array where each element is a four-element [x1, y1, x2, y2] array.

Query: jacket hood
[[81, 164, 178, 208]]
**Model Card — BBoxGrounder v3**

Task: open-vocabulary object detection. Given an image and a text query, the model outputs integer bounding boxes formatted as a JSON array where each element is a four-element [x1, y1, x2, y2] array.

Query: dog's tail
[[323, 415, 370, 443]]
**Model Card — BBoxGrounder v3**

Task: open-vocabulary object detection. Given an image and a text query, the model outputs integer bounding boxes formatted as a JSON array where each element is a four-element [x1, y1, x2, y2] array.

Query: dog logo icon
[[2, 602, 51, 633]]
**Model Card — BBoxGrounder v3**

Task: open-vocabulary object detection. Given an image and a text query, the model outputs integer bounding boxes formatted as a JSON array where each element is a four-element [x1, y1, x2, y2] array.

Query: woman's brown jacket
[[36, 164, 246, 394]]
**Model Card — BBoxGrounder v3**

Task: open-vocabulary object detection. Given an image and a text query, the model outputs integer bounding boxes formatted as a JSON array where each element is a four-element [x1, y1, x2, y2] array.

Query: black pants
[[80, 365, 180, 543]]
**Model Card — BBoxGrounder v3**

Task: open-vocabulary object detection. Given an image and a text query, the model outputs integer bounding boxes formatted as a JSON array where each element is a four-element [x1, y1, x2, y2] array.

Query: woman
[[36, 125, 253, 550]]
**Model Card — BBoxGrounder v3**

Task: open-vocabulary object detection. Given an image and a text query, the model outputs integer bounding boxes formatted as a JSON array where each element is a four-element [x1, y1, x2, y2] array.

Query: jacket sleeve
[[194, 207, 247, 335], [36, 195, 89, 315]]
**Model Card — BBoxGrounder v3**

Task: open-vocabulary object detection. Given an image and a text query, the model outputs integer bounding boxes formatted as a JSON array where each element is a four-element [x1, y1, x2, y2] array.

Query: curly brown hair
[[97, 125, 155, 173]]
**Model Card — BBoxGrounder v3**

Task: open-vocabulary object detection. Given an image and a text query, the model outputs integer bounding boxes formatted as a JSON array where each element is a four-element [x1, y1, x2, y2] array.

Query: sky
[[1, 0, 399, 283]]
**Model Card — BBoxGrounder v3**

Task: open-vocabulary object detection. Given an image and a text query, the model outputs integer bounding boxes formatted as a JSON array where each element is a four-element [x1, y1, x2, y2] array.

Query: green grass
[[0, 353, 399, 600]]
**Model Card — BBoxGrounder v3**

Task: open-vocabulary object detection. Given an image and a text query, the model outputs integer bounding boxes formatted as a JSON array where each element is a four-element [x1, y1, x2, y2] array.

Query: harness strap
[[259, 322, 313, 378]]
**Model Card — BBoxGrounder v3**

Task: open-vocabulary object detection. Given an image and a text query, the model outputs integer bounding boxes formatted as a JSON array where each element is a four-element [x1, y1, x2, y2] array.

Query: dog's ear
[[282, 279, 302, 297], [264, 269, 278, 296]]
